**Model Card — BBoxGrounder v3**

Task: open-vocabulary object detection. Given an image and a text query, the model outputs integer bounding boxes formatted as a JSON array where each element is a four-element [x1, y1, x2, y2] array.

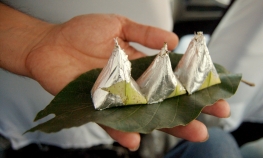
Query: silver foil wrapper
[[137, 43, 180, 104], [174, 32, 220, 94], [91, 39, 146, 110]]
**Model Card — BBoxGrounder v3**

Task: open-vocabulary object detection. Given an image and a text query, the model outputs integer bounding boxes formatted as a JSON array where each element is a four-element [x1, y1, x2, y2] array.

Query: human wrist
[[0, 3, 54, 77]]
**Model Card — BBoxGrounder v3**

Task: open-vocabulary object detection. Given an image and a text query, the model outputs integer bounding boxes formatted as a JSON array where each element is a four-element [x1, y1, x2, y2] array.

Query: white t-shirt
[[201, 0, 263, 131], [0, 0, 173, 149]]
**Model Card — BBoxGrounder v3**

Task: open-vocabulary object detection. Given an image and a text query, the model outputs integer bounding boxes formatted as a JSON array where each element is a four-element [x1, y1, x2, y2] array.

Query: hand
[[0, 5, 230, 151], [26, 14, 229, 151], [25, 14, 179, 95]]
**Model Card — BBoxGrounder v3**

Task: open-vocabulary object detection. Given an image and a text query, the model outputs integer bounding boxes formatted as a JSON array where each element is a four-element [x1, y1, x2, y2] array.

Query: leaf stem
[[241, 79, 255, 87]]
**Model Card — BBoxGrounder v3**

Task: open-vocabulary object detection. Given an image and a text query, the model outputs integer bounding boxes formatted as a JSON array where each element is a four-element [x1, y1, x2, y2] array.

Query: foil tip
[[114, 38, 120, 48], [194, 31, 205, 42], [163, 42, 168, 48], [195, 31, 203, 35], [159, 42, 169, 56]]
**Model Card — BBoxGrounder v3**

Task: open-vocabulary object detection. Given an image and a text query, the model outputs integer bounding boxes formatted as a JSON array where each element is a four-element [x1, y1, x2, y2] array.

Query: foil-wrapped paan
[[137, 43, 186, 104], [92, 32, 221, 110], [91, 38, 146, 110], [174, 31, 221, 94]]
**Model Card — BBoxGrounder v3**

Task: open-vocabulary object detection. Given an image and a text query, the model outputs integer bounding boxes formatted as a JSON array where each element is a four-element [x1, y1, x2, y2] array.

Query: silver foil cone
[[174, 32, 220, 94], [91, 38, 146, 110], [137, 43, 179, 104]]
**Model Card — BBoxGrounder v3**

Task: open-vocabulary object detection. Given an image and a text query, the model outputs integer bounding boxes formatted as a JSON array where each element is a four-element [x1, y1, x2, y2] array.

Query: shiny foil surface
[[91, 39, 143, 110], [137, 43, 178, 104], [174, 32, 219, 94]]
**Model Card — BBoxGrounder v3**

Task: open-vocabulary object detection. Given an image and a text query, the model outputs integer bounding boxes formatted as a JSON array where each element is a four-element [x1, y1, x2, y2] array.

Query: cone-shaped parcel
[[137, 43, 186, 104], [91, 39, 146, 110], [174, 32, 221, 94]]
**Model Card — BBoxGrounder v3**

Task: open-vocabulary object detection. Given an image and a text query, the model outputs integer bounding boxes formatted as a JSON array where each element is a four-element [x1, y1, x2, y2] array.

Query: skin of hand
[[0, 3, 230, 151]]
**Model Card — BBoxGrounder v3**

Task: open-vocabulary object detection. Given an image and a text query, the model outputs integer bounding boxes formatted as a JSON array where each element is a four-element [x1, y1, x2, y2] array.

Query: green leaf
[[25, 53, 242, 134]]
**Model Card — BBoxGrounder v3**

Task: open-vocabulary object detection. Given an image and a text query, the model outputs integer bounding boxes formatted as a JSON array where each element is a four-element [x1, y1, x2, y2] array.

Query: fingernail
[[129, 145, 139, 152], [200, 134, 209, 142]]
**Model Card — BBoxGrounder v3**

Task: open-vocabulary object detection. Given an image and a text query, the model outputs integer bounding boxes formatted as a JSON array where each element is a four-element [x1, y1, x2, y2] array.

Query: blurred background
[[172, 0, 232, 53]]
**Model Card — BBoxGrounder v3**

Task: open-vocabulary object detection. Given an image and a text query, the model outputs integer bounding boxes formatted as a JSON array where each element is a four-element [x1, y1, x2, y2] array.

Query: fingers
[[99, 99, 229, 149], [160, 120, 209, 142], [202, 99, 231, 118], [118, 16, 179, 51], [100, 124, 141, 151], [160, 100, 230, 142], [126, 49, 146, 60], [116, 40, 146, 60]]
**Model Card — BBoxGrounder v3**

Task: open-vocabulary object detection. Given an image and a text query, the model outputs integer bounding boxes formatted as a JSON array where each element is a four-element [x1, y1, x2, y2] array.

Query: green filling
[[168, 84, 186, 98], [102, 81, 147, 105], [125, 82, 147, 105], [198, 71, 221, 90]]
